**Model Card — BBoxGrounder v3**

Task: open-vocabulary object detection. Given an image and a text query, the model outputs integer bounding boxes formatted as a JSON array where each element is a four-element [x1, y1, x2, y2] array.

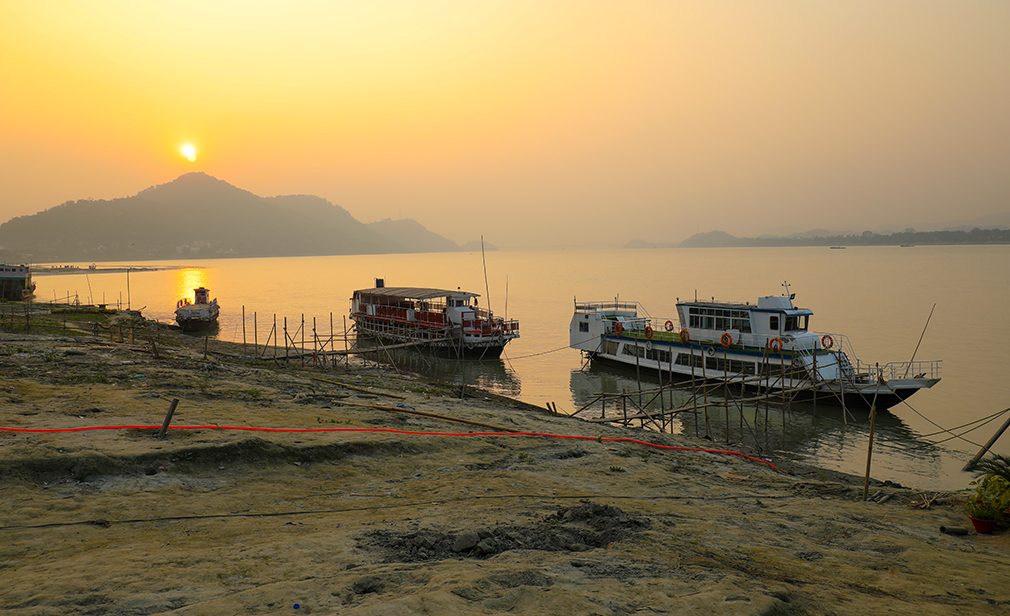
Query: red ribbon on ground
[[0, 424, 777, 469]]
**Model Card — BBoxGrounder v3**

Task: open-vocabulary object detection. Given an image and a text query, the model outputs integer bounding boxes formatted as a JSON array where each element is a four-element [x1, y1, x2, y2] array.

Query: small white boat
[[175, 287, 219, 332], [569, 288, 940, 411]]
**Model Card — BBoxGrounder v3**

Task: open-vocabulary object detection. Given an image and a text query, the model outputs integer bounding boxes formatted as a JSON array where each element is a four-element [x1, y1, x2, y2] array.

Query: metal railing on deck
[[575, 301, 638, 313], [879, 360, 942, 380]]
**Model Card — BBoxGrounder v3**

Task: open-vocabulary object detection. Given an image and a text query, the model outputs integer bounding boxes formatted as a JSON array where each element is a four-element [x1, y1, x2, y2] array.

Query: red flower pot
[[969, 516, 996, 534]]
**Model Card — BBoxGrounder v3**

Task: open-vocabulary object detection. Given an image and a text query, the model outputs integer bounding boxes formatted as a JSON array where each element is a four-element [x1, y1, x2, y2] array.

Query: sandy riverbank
[[0, 310, 1008, 615]]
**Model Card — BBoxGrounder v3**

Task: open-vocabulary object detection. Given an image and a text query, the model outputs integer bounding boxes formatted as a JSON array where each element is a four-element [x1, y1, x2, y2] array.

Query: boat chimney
[[375, 277, 385, 289]]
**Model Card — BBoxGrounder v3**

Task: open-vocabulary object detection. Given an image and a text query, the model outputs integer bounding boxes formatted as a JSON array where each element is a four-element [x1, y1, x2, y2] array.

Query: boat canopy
[[353, 286, 479, 300]]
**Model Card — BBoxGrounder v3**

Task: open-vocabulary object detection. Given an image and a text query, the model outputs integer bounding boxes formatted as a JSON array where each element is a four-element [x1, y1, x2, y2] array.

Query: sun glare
[[180, 143, 198, 162]]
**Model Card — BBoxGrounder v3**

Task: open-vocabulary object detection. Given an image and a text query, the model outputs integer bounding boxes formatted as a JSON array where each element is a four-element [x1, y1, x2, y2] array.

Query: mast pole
[[480, 235, 491, 313]]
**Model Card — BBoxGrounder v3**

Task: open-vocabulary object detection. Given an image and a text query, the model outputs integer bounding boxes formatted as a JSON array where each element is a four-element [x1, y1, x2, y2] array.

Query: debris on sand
[[363, 501, 650, 561]]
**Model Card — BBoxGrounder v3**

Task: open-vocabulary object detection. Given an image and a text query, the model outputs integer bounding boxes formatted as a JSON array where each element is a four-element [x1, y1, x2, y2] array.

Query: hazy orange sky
[[2, 1, 1008, 247]]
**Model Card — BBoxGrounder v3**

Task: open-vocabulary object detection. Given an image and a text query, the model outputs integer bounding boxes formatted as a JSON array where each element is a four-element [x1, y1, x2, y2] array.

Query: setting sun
[[180, 143, 197, 162]]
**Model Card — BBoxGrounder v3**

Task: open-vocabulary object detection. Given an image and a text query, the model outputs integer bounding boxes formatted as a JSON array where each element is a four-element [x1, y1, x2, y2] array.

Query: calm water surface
[[36, 246, 1010, 489]]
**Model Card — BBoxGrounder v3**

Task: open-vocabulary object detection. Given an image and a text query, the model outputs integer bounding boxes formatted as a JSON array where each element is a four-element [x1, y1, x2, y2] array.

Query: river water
[[33, 246, 1010, 490]]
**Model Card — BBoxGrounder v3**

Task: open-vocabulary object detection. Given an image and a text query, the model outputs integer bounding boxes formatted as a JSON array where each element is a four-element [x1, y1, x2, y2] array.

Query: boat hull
[[175, 303, 219, 333], [357, 332, 506, 359], [586, 342, 937, 411], [0, 278, 34, 301], [175, 316, 219, 333], [352, 315, 515, 359]]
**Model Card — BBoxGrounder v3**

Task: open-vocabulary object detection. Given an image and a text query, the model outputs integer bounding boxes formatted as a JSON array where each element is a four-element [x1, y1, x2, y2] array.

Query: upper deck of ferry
[[353, 281, 519, 336]]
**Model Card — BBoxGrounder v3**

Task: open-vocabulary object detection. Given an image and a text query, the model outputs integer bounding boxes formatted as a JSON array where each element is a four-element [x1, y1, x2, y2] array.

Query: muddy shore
[[1, 310, 1008, 615]]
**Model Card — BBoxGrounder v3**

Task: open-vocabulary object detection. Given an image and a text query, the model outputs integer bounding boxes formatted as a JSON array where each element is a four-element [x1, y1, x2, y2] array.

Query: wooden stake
[[862, 401, 878, 501], [158, 399, 180, 439], [862, 364, 881, 501], [343, 315, 349, 367]]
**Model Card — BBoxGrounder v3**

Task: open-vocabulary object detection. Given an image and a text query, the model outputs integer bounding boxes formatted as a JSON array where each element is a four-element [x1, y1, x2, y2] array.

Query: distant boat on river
[[175, 287, 219, 332]]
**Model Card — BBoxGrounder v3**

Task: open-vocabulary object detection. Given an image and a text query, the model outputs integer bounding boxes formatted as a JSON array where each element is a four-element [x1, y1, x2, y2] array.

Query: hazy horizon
[[3, 1, 1009, 248]]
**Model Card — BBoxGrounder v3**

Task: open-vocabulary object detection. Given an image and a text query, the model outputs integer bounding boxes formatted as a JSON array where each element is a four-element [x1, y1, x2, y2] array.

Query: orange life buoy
[[613, 321, 624, 335], [821, 334, 834, 350], [664, 320, 675, 332], [769, 337, 783, 353], [720, 332, 733, 348], [644, 325, 654, 339], [679, 329, 690, 344]]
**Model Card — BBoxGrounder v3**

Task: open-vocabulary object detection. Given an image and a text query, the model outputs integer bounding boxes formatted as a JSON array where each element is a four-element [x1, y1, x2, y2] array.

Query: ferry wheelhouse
[[569, 290, 940, 410], [351, 279, 519, 358], [0, 264, 35, 301]]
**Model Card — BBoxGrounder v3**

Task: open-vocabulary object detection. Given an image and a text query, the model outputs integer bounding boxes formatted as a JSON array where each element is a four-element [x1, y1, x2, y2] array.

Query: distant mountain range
[[627, 227, 1010, 249], [0, 173, 465, 261]]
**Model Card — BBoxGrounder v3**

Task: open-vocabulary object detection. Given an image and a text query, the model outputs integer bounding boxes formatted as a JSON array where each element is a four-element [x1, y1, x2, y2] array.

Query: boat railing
[[575, 300, 638, 314], [462, 318, 520, 336], [877, 360, 942, 381]]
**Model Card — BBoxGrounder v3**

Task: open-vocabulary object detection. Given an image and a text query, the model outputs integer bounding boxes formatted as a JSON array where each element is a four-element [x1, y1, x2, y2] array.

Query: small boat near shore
[[569, 288, 940, 410], [0, 264, 36, 300], [351, 279, 519, 358], [175, 287, 219, 332]]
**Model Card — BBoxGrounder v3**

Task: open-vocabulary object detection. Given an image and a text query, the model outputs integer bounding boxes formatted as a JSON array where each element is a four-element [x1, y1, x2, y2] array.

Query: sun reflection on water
[[176, 268, 209, 303]]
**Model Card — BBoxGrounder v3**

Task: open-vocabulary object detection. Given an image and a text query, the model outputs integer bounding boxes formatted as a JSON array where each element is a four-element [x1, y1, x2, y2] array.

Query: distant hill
[[0, 173, 460, 261], [366, 218, 459, 253], [625, 228, 1010, 249]]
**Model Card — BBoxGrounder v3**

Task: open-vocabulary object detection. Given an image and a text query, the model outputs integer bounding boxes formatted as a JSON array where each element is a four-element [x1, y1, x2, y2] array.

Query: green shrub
[[965, 475, 1010, 525]]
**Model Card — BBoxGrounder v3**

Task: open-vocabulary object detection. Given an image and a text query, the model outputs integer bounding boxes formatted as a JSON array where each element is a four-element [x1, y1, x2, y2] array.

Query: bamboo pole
[[723, 346, 730, 444], [862, 393, 879, 500], [343, 315, 349, 367], [962, 414, 1010, 472]]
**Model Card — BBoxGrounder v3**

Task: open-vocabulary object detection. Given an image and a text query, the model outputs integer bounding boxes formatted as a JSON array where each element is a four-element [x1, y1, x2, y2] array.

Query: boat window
[[578, 322, 589, 333], [784, 315, 808, 331], [675, 353, 704, 368], [769, 315, 779, 331], [705, 356, 756, 375]]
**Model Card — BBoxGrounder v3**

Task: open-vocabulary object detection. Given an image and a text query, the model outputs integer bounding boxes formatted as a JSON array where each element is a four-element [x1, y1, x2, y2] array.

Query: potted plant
[[965, 474, 1010, 534]]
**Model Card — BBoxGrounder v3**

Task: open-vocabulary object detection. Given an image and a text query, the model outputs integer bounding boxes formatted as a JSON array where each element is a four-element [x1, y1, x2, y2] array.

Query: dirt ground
[[1, 314, 1008, 615]]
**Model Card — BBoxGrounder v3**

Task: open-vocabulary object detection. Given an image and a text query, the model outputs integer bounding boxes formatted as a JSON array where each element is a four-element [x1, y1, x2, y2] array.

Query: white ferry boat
[[175, 287, 220, 332], [351, 279, 519, 358], [569, 288, 940, 410], [0, 264, 36, 301]]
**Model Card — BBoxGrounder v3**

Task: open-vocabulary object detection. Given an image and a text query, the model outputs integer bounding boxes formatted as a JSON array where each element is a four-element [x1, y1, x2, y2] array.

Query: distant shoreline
[[627, 227, 1010, 249], [31, 265, 191, 276]]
